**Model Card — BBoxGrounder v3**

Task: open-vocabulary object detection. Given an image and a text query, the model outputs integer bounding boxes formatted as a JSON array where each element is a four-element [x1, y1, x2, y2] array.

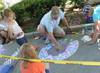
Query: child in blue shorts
[[0, 9, 28, 46]]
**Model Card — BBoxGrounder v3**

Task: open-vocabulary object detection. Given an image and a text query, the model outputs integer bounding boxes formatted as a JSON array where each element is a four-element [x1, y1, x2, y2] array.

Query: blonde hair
[[3, 9, 15, 19], [20, 43, 38, 68], [51, 6, 60, 16], [20, 43, 38, 59]]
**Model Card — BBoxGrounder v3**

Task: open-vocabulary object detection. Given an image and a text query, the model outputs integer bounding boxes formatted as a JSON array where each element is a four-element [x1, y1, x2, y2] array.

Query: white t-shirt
[[0, 20, 24, 39], [0, 22, 8, 31], [40, 9, 64, 33], [10, 21, 24, 39]]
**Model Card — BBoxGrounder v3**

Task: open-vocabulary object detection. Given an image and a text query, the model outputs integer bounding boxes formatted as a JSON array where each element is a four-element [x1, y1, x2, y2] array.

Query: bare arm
[[48, 32, 59, 47], [7, 25, 16, 39], [7, 25, 13, 36], [61, 17, 70, 28]]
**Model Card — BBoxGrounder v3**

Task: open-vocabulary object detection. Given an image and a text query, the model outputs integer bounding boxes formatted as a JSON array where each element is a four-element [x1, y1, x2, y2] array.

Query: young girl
[[20, 43, 45, 73], [0, 9, 28, 45]]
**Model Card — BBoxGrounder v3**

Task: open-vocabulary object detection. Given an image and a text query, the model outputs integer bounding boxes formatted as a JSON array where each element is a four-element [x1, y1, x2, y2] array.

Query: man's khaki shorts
[[53, 26, 65, 37]]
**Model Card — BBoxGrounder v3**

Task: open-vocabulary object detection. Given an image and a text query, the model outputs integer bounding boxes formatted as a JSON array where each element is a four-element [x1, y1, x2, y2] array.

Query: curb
[[25, 32, 33, 36], [25, 31, 41, 37]]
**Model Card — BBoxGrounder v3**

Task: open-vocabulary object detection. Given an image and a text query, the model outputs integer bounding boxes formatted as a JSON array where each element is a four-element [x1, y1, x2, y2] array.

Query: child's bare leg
[[0, 31, 7, 37], [0, 31, 10, 44]]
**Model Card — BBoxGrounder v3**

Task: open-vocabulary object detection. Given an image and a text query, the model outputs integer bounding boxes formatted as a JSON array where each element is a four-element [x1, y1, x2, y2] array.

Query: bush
[[69, 0, 84, 8], [11, 0, 67, 26], [0, 1, 4, 12]]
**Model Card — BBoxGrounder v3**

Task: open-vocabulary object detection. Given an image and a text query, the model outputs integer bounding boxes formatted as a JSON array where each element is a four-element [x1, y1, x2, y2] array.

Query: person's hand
[[57, 44, 64, 50], [53, 43, 64, 51], [65, 27, 72, 34]]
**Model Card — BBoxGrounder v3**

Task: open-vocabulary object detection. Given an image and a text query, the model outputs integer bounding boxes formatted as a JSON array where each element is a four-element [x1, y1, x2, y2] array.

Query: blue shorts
[[16, 36, 28, 46]]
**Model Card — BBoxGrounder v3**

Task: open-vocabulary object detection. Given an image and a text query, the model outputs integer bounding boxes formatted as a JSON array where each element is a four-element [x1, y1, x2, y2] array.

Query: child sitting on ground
[[20, 43, 45, 73], [0, 9, 28, 45]]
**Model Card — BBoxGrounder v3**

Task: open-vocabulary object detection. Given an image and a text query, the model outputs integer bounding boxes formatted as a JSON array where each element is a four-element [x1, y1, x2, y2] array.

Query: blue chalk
[[0, 64, 14, 73]]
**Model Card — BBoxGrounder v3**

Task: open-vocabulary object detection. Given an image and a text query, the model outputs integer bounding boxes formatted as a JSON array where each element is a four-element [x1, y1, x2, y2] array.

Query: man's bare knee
[[62, 32, 65, 36], [37, 25, 46, 34]]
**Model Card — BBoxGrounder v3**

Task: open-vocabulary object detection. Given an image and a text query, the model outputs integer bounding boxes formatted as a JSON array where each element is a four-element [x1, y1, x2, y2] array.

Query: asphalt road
[[0, 34, 100, 73]]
